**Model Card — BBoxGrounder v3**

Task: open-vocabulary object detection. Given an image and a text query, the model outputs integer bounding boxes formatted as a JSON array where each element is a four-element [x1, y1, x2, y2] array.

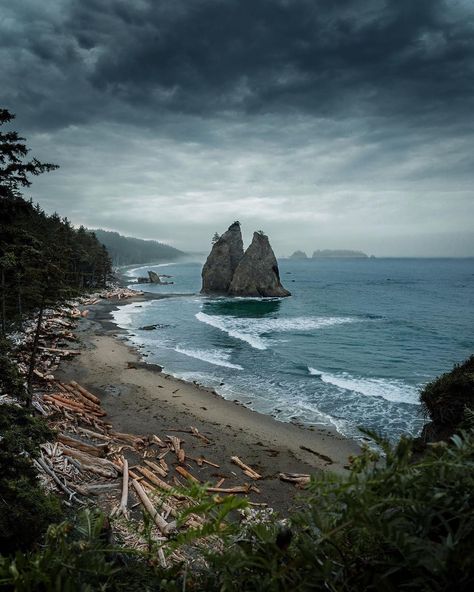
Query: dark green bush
[[199, 431, 474, 592], [0, 336, 25, 401], [420, 356, 474, 433], [0, 406, 61, 554]]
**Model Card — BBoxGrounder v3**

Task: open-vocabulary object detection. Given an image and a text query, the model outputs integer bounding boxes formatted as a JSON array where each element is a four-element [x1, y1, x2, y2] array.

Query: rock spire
[[201, 225, 290, 297], [201, 222, 244, 294], [228, 231, 291, 297]]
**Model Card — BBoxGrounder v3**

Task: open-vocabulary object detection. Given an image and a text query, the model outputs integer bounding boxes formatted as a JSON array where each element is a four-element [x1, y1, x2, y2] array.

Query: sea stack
[[201, 222, 244, 294], [228, 231, 291, 297]]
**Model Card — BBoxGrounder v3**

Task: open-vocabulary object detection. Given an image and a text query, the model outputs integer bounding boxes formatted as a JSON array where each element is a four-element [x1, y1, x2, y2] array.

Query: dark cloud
[[1, 0, 473, 129]]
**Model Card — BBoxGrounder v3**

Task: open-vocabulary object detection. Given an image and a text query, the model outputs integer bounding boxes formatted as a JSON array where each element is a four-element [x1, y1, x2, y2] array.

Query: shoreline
[[56, 294, 361, 511]]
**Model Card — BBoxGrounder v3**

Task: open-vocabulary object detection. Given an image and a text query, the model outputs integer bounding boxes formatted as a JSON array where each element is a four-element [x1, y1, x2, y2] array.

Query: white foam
[[195, 312, 267, 349], [308, 367, 420, 404], [196, 312, 356, 350], [175, 346, 243, 370], [112, 300, 154, 327]]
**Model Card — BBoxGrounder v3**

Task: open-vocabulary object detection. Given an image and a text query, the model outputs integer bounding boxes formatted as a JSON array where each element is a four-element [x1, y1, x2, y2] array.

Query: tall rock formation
[[228, 231, 291, 297], [201, 222, 244, 294]]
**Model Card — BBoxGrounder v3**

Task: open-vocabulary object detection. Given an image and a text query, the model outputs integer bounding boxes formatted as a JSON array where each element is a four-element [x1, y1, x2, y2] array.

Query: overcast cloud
[[1, 0, 473, 255]]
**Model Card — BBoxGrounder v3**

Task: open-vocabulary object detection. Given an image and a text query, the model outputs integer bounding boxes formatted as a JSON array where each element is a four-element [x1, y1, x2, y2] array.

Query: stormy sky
[[1, 0, 473, 256]]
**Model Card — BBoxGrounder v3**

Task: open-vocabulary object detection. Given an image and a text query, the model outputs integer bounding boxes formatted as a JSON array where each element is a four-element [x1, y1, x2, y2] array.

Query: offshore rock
[[148, 271, 162, 283], [228, 232, 291, 297], [201, 222, 244, 294]]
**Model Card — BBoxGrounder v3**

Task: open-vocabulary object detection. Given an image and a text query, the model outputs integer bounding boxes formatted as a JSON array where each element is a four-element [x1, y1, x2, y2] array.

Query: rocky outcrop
[[228, 232, 291, 297], [148, 271, 161, 283], [201, 222, 244, 294], [136, 271, 174, 285], [290, 250, 308, 259]]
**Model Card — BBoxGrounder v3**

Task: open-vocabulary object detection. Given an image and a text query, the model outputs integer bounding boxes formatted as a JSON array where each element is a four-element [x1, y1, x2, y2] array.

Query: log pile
[[34, 379, 263, 550], [3, 287, 306, 559], [11, 287, 143, 383]]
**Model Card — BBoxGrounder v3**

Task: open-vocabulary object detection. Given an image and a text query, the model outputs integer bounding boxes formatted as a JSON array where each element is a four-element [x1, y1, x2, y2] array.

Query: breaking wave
[[196, 312, 357, 350], [175, 346, 243, 370], [308, 367, 420, 404]]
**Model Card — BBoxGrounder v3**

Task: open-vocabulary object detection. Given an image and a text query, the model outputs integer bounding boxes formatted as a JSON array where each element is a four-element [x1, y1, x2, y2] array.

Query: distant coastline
[[286, 249, 370, 259]]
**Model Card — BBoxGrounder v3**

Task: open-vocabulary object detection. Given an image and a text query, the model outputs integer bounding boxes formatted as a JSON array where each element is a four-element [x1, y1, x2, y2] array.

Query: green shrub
[[0, 406, 61, 554], [199, 431, 474, 591], [0, 336, 25, 401], [420, 356, 474, 435]]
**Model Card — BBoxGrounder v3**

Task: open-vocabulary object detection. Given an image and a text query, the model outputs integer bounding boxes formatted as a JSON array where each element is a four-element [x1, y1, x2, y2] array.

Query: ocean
[[113, 258, 474, 441]]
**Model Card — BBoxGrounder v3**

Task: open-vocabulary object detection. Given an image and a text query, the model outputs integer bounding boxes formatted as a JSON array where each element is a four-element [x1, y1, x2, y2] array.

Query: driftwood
[[34, 457, 80, 502], [144, 459, 168, 478], [111, 457, 129, 518], [38, 346, 81, 356], [69, 381, 101, 406], [279, 473, 311, 487], [231, 456, 262, 480], [190, 426, 211, 444], [57, 433, 107, 457], [131, 480, 176, 535], [167, 435, 185, 463], [175, 466, 200, 483], [195, 456, 220, 468], [206, 484, 253, 494], [135, 466, 174, 492], [76, 427, 112, 442], [62, 384, 103, 412], [109, 431, 145, 447], [43, 394, 105, 418], [60, 445, 119, 479]]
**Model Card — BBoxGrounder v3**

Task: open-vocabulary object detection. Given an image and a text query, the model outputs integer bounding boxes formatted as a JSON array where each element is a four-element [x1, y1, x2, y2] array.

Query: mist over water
[[113, 258, 474, 441]]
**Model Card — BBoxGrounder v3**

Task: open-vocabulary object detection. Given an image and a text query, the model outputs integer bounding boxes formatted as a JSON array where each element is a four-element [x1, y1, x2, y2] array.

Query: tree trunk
[[17, 276, 22, 318], [1, 268, 5, 334], [26, 290, 46, 406]]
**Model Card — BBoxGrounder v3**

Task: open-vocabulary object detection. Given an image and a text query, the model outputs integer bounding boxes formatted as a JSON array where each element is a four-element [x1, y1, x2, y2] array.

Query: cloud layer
[[1, 0, 473, 255]]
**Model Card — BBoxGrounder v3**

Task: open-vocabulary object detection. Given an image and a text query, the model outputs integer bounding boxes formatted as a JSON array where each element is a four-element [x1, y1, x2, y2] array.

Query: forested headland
[[92, 229, 185, 266], [0, 108, 112, 332]]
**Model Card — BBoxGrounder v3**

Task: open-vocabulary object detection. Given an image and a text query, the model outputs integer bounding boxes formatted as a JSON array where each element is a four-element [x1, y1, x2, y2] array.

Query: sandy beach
[[56, 295, 361, 512]]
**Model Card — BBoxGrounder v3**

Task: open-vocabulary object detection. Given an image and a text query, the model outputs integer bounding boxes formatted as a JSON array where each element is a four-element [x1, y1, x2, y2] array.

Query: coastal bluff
[[201, 223, 290, 297]]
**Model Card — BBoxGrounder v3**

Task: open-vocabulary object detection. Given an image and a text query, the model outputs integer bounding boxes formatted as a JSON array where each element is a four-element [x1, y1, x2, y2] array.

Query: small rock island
[[201, 222, 290, 297]]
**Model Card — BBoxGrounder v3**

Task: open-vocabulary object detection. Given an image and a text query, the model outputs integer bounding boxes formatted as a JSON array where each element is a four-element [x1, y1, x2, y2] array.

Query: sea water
[[112, 258, 474, 441]]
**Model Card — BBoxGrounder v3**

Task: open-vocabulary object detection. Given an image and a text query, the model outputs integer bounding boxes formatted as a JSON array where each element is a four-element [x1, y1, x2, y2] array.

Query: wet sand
[[56, 297, 361, 512]]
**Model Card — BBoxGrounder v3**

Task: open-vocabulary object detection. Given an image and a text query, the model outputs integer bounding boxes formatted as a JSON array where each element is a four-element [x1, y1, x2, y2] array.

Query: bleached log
[[38, 346, 80, 356], [279, 473, 311, 486], [112, 458, 129, 518], [57, 433, 107, 457], [60, 445, 118, 478], [231, 456, 262, 480], [205, 484, 252, 494], [143, 459, 168, 478], [131, 480, 176, 535], [135, 466, 173, 492], [109, 431, 145, 447], [175, 466, 200, 483], [34, 457, 79, 502]]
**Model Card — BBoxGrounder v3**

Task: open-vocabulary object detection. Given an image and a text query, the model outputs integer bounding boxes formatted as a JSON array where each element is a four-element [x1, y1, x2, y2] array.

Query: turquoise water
[[114, 258, 474, 441]]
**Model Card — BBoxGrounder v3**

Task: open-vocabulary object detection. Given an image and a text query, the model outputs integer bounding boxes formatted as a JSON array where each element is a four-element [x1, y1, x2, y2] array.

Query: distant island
[[287, 249, 369, 259], [312, 249, 369, 258], [289, 250, 309, 259], [92, 229, 185, 266]]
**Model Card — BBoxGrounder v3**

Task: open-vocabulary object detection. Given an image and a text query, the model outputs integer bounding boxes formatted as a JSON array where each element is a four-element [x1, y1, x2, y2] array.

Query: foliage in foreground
[[0, 405, 61, 555], [1, 430, 473, 591]]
